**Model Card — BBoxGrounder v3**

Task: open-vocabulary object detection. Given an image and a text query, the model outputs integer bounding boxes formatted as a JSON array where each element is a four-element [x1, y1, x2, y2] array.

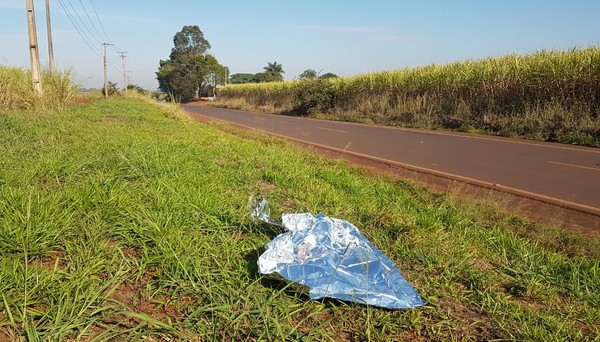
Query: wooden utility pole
[[26, 0, 42, 94], [118, 51, 127, 94], [102, 43, 113, 98], [45, 0, 55, 72]]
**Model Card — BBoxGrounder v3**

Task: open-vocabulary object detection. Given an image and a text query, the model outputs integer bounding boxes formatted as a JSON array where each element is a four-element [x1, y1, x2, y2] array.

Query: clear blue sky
[[1, 0, 599, 90]]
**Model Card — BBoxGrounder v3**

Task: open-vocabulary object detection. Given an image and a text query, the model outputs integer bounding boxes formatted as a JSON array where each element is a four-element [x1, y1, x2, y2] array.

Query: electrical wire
[[88, 0, 110, 42], [56, 0, 122, 74], [77, 0, 105, 44], [64, 0, 102, 44], [56, 0, 125, 81], [56, 0, 102, 59], [77, 0, 125, 73]]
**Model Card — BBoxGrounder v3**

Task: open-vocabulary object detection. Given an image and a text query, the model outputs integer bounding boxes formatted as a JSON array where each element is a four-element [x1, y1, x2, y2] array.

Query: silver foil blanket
[[251, 197, 424, 309]]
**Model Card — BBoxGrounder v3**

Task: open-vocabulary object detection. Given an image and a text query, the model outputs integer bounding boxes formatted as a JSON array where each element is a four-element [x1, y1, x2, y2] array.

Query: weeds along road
[[183, 105, 600, 217]]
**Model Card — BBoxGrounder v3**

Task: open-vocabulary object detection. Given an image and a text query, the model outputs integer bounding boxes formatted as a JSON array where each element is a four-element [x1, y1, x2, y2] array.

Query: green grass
[[217, 46, 600, 147], [0, 97, 598, 340]]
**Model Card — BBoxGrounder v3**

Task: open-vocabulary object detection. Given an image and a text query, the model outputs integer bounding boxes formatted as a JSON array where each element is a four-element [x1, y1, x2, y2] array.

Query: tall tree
[[156, 25, 226, 101], [170, 25, 211, 58]]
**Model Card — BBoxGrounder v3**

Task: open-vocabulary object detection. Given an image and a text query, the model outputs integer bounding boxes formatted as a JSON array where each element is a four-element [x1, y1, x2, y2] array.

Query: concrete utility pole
[[126, 71, 133, 91], [26, 0, 43, 94], [118, 51, 127, 94], [102, 42, 113, 98], [45, 0, 55, 72]]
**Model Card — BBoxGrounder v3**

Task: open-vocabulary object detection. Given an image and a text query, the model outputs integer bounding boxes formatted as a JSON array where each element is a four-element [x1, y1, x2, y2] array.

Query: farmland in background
[[217, 46, 600, 147]]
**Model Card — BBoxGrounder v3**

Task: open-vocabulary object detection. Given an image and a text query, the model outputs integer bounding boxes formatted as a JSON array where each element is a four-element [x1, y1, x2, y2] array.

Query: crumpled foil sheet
[[250, 197, 424, 309]]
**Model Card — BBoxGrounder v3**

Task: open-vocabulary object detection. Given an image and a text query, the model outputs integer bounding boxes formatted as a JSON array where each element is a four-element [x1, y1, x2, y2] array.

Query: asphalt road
[[183, 105, 600, 214]]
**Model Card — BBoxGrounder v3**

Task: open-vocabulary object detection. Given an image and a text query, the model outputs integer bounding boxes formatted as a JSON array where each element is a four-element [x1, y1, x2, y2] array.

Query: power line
[[88, 0, 110, 42], [56, 0, 125, 85], [77, 0, 105, 44], [57, 0, 122, 71], [64, 0, 103, 44], [56, 0, 102, 59], [69, 0, 125, 75]]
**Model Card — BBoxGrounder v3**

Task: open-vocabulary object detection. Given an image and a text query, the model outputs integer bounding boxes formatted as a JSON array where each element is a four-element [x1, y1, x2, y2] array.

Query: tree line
[[156, 25, 339, 100], [227, 61, 285, 84], [230, 67, 337, 85]]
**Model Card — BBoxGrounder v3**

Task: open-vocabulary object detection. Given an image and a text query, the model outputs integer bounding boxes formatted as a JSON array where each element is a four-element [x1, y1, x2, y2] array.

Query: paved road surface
[[183, 105, 600, 214]]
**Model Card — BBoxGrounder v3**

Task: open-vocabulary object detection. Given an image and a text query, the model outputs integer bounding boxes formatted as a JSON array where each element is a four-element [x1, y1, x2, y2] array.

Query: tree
[[127, 84, 148, 95], [251, 62, 285, 83], [156, 25, 226, 101], [299, 69, 318, 80], [263, 61, 284, 74], [230, 73, 255, 84], [200, 55, 229, 96], [319, 72, 338, 79], [253, 71, 283, 83], [170, 25, 211, 59], [261, 61, 285, 80], [101, 81, 118, 96], [156, 58, 199, 101]]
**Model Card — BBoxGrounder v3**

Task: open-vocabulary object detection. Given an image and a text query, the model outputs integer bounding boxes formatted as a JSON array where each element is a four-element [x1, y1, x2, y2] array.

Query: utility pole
[[102, 42, 113, 98], [45, 0, 55, 72], [118, 51, 127, 94], [126, 71, 133, 91], [26, 0, 42, 94]]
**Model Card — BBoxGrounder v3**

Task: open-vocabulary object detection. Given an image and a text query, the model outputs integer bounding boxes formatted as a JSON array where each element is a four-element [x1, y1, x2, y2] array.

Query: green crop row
[[218, 46, 600, 146]]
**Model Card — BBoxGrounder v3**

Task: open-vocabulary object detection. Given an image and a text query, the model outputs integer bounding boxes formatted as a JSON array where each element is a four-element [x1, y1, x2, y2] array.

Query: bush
[[101, 81, 119, 97], [293, 78, 336, 115], [127, 84, 149, 95]]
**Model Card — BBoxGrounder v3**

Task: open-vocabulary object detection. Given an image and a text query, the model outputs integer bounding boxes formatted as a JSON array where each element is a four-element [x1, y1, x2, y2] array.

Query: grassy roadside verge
[[1, 97, 598, 340], [0, 65, 76, 113], [216, 46, 600, 147]]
